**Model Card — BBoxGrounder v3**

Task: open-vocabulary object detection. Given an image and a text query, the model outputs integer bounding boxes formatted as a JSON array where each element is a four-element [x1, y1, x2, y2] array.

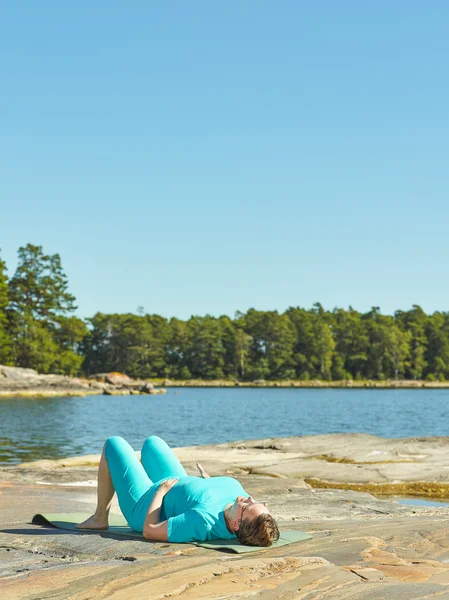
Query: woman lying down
[[76, 435, 280, 547]]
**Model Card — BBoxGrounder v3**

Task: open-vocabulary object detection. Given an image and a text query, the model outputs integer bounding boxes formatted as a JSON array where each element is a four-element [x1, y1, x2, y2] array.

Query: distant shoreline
[[2, 378, 449, 399], [155, 378, 449, 389]]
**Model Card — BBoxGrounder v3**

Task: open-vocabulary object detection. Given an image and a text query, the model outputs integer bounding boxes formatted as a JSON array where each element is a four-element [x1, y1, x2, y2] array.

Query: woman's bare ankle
[[94, 509, 110, 522], [76, 512, 109, 529]]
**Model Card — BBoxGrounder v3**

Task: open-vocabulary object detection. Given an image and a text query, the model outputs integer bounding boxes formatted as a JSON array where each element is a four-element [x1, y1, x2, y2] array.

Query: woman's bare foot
[[76, 514, 109, 530]]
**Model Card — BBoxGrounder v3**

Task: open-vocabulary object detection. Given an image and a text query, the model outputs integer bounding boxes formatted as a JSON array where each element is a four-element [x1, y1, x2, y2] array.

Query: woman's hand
[[196, 462, 210, 478], [158, 478, 178, 495]]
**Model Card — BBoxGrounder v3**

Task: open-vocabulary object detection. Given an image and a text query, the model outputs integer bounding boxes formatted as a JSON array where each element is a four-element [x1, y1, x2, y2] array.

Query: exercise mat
[[32, 512, 312, 553]]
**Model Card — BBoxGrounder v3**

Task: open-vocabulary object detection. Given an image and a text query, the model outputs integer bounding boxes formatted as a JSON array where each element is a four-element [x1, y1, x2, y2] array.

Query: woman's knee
[[141, 436, 168, 454], [103, 436, 132, 460], [104, 436, 126, 449]]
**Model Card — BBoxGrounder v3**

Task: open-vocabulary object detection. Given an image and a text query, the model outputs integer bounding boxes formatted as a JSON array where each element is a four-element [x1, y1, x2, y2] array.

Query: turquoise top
[[161, 476, 247, 542]]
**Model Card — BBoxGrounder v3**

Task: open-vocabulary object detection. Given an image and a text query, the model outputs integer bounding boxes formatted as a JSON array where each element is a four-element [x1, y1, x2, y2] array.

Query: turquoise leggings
[[104, 436, 187, 531]]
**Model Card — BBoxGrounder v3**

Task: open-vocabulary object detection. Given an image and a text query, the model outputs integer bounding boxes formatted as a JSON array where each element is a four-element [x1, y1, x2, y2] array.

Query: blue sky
[[1, 1, 448, 320]]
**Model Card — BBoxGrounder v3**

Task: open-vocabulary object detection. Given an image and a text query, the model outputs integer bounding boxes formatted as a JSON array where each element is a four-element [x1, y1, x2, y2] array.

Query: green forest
[[1, 244, 448, 382]]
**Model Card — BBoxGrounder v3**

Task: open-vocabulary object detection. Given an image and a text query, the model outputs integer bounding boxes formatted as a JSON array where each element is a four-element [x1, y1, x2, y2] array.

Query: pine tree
[[9, 244, 76, 324], [9, 244, 78, 373]]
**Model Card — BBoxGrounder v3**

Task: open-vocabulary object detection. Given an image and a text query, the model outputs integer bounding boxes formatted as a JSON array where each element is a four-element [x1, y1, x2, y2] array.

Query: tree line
[[1, 244, 448, 381]]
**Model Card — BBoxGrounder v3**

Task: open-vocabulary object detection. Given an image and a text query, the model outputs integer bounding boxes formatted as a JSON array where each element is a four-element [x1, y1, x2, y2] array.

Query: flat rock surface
[[3, 434, 449, 599], [24, 432, 449, 487], [0, 365, 165, 397]]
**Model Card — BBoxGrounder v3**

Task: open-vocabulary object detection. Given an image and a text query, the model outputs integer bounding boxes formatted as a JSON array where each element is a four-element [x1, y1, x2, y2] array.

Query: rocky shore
[[2, 364, 449, 399], [0, 365, 166, 397], [3, 434, 449, 598]]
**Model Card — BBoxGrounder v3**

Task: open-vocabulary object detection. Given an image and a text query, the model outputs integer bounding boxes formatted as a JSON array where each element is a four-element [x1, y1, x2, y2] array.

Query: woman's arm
[[143, 520, 169, 541], [143, 478, 178, 541], [196, 462, 210, 478]]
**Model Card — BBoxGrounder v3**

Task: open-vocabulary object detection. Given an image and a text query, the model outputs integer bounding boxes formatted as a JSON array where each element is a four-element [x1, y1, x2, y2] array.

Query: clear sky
[[1, 1, 448, 320]]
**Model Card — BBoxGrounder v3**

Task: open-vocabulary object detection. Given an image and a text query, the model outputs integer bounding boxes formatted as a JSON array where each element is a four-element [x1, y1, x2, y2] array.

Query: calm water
[[398, 498, 449, 507], [2, 388, 449, 464]]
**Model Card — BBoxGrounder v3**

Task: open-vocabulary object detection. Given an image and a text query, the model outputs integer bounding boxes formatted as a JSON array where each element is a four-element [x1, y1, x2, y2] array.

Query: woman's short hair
[[236, 513, 280, 547]]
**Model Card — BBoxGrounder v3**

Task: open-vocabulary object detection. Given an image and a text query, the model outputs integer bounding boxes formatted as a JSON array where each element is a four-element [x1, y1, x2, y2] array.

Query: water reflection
[[0, 437, 79, 463]]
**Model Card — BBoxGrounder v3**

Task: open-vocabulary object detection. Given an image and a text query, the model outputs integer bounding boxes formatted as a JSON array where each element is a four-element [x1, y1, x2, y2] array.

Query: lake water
[[1, 388, 449, 464]]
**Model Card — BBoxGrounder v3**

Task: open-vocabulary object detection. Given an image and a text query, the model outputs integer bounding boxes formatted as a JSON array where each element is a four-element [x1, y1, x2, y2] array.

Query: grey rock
[[140, 382, 155, 394]]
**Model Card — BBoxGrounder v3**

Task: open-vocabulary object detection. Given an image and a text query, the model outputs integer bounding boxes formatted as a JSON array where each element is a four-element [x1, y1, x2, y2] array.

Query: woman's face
[[228, 495, 269, 530]]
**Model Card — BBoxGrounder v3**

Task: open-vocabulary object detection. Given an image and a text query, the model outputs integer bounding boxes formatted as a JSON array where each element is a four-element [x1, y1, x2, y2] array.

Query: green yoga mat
[[32, 512, 312, 554]]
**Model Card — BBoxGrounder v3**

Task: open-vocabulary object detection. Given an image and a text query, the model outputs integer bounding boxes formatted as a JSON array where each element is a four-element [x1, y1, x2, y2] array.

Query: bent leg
[[76, 446, 114, 530], [141, 436, 187, 482], [105, 436, 154, 523], [80, 436, 153, 528]]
